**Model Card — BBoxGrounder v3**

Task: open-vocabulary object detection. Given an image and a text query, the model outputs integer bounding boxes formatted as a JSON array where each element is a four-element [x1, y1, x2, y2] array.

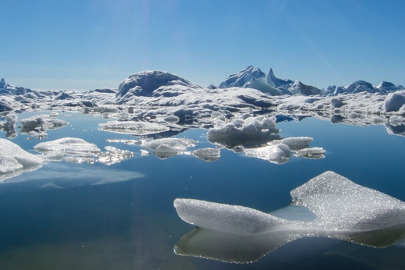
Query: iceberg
[[174, 171, 405, 263], [0, 139, 43, 181]]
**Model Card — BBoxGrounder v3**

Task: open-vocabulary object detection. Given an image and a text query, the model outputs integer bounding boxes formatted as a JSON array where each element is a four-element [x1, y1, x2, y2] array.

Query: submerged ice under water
[[0, 111, 405, 269]]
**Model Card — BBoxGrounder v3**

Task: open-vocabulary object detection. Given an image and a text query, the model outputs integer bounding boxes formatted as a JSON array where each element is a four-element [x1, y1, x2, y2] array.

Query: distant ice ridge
[[0, 138, 43, 181], [219, 66, 321, 96], [174, 171, 405, 263]]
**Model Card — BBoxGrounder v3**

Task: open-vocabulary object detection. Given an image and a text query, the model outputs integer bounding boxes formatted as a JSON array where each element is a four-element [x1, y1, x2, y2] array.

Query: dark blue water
[[1, 112, 405, 269]]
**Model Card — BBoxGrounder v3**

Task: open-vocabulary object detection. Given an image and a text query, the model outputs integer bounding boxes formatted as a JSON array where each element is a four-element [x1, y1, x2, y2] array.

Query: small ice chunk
[[244, 144, 290, 164], [20, 115, 67, 133], [153, 144, 178, 159], [99, 120, 170, 135], [295, 147, 325, 159], [141, 138, 196, 151], [280, 137, 313, 151], [191, 148, 220, 162]]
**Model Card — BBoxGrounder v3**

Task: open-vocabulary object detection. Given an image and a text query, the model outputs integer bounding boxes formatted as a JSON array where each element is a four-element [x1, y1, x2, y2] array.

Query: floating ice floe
[[20, 115, 67, 138], [0, 138, 43, 181], [34, 137, 134, 165], [244, 144, 291, 164], [141, 137, 197, 160], [207, 116, 281, 149], [294, 147, 325, 159], [174, 171, 405, 263], [243, 137, 324, 163], [99, 120, 170, 136], [280, 136, 313, 151], [33, 137, 101, 163]]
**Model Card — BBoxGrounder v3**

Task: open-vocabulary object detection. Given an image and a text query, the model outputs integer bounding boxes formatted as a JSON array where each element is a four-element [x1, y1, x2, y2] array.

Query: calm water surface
[[1, 111, 405, 269]]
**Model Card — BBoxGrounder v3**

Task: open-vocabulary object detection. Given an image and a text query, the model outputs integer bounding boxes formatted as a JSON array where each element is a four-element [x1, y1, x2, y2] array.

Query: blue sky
[[1, 0, 404, 91]]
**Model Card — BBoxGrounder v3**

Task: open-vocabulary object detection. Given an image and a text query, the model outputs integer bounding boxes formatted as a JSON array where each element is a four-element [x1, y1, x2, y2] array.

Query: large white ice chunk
[[175, 171, 405, 234], [207, 116, 280, 149], [0, 139, 43, 181], [99, 120, 170, 136], [174, 171, 405, 263]]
